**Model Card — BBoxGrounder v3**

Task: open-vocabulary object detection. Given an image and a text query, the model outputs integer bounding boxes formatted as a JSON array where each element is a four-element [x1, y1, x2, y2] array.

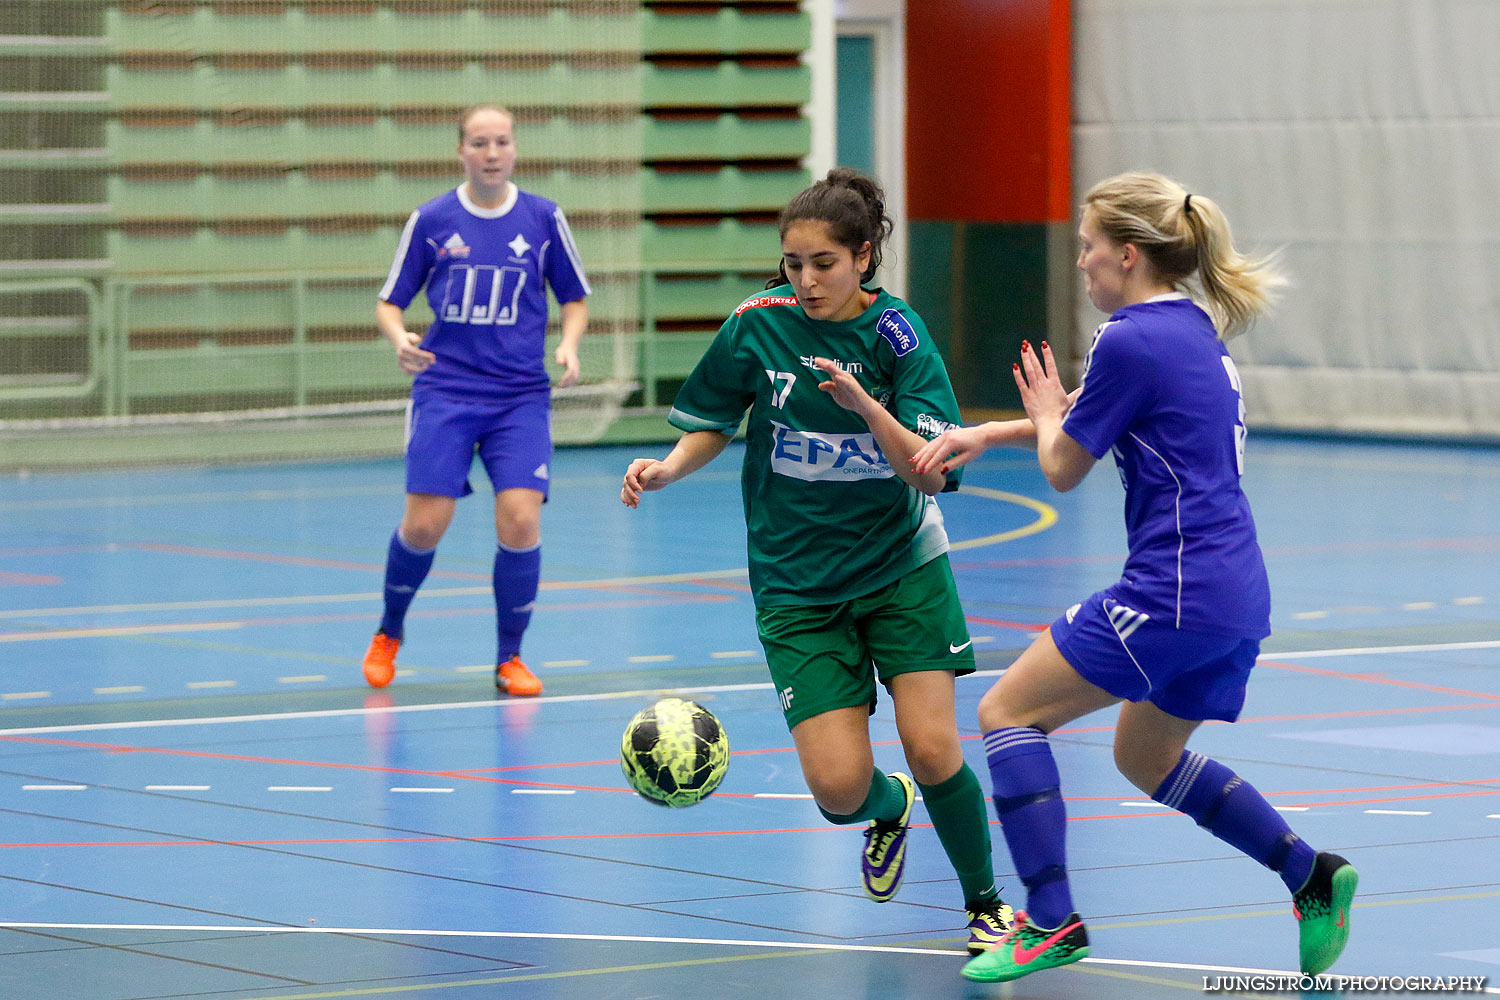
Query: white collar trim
[[458, 182, 518, 218]]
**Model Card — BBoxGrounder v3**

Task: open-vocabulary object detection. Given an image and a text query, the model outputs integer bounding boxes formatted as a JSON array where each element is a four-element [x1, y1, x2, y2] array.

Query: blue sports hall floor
[[0, 435, 1496, 1000]]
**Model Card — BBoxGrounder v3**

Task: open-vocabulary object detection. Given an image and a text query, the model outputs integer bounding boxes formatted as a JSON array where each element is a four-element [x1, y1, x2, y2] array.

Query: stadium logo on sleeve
[[876, 309, 919, 356], [735, 295, 799, 316]]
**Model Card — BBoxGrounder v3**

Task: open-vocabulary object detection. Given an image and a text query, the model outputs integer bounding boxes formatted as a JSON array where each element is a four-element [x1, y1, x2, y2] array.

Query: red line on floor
[[964, 616, 1046, 632], [1258, 658, 1500, 701]]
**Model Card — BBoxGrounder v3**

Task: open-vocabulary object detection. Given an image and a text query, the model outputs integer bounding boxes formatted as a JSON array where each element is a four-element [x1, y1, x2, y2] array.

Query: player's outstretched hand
[[393, 330, 436, 375], [554, 344, 580, 389], [812, 356, 873, 415], [1015, 340, 1070, 427], [621, 458, 676, 508], [910, 424, 993, 475]]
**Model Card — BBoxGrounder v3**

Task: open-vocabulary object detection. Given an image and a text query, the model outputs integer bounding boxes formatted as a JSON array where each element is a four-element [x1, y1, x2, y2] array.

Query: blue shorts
[[404, 390, 552, 499], [1049, 588, 1260, 723]]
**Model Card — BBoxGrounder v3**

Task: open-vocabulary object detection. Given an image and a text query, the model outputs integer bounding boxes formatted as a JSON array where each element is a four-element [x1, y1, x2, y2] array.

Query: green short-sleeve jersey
[[668, 285, 964, 608]]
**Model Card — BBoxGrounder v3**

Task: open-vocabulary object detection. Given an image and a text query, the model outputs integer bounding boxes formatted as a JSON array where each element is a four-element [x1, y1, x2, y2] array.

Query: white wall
[[1073, 0, 1500, 438]]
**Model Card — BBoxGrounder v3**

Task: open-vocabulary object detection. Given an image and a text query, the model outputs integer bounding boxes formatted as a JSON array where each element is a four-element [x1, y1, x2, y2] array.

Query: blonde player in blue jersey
[[362, 103, 591, 696], [912, 171, 1358, 983], [621, 168, 1015, 955]]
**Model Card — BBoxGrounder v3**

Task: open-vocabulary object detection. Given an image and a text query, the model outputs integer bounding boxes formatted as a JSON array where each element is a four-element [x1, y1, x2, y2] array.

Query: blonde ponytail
[[1083, 172, 1285, 339]]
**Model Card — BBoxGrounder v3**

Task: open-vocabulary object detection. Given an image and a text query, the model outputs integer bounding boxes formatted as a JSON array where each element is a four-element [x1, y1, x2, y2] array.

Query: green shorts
[[754, 554, 976, 729]]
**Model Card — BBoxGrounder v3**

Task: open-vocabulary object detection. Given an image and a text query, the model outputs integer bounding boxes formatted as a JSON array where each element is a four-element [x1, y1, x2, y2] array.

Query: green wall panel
[[906, 220, 1049, 411]]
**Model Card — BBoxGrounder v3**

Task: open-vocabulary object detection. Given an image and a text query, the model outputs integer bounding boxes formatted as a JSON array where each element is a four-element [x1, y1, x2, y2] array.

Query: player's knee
[[496, 520, 540, 549], [805, 770, 869, 817], [977, 685, 1040, 733], [898, 735, 960, 786], [400, 521, 446, 551], [1114, 742, 1174, 795], [494, 503, 541, 548]]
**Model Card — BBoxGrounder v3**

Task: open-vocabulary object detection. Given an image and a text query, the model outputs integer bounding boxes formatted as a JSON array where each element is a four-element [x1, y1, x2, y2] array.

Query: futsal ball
[[620, 698, 730, 807]]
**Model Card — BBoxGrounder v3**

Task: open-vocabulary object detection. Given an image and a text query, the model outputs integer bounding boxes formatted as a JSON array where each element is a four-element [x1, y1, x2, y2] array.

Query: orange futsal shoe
[[362, 631, 401, 688], [495, 655, 542, 696]]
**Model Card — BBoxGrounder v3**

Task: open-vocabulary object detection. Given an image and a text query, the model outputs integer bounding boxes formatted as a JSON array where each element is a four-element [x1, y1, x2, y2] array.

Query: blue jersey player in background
[[913, 172, 1358, 983], [362, 103, 591, 697]]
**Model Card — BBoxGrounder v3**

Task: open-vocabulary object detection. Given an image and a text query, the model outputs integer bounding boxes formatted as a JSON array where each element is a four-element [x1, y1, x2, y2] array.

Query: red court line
[[1258, 658, 1500, 701], [1064, 776, 1500, 802], [0, 572, 61, 586], [965, 616, 1047, 632], [0, 593, 733, 642], [0, 815, 1179, 851], [131, 542, 488, 580]]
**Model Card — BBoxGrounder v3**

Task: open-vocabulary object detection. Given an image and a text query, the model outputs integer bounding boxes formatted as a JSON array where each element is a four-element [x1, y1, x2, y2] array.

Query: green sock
[[919, 763, 997, 904], [818, 768, 904, 825]]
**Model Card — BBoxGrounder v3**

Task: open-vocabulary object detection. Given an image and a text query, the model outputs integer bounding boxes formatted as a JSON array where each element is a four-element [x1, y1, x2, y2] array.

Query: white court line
[[1365, 809, 1432, 816], [0, 923, 1488, 990], [22, 784, 85, 791], [1267, 639, 1500, 659], [1, 638, 1496, 738], [1118, 801, 1170, 809]]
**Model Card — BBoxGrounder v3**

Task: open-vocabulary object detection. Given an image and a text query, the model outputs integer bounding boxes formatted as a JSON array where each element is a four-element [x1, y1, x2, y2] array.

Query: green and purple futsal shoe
[[861, 771, 914, 902], [961, 909, 1090, 983], [964, 893, 1016, 955], [1294, 851, 1358, 974]]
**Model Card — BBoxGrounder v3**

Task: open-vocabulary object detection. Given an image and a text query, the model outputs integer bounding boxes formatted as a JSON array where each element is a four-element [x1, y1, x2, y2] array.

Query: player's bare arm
[[554, 299, 587, 388], [812, 356, 947, 495], [375, 299, 435, 375], [621, 430, 732, 508], [1016, 341, 1094, 492], [910, 419, 1037, 475]]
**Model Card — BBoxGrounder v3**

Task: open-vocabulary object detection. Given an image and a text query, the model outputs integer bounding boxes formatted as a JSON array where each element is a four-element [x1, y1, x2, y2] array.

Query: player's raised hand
[[554, 343, 580, 388], [812, 356, 873, 415], [393, 330, 436, 375], [1015, 340, 1070, 427], [621, 458, 676, 508]]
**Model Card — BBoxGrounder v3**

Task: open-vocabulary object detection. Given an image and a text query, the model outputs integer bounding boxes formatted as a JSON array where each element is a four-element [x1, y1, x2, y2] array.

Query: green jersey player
[[622, 168, 1013, 959]]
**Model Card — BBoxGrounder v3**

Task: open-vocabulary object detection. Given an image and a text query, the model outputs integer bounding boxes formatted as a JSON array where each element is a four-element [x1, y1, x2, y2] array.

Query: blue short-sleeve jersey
[[1063, 294, 1271, 638], [379, 183, 590, 399]]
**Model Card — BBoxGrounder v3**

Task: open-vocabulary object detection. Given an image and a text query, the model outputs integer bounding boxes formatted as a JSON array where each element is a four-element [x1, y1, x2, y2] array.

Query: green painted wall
[[907, 221, 1049, 411]]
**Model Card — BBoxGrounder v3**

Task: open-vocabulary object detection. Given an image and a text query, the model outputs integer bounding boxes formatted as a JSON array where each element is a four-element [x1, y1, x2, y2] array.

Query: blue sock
[[378, 530, 435, 640], [1153, 751, 1317, 893], [494, 541, 540, 662], [983, 726, 1075, 928]]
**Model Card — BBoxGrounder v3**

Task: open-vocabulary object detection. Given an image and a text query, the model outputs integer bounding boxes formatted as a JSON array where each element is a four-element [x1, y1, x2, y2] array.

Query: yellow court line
[[949, 485, 1059, 551]]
